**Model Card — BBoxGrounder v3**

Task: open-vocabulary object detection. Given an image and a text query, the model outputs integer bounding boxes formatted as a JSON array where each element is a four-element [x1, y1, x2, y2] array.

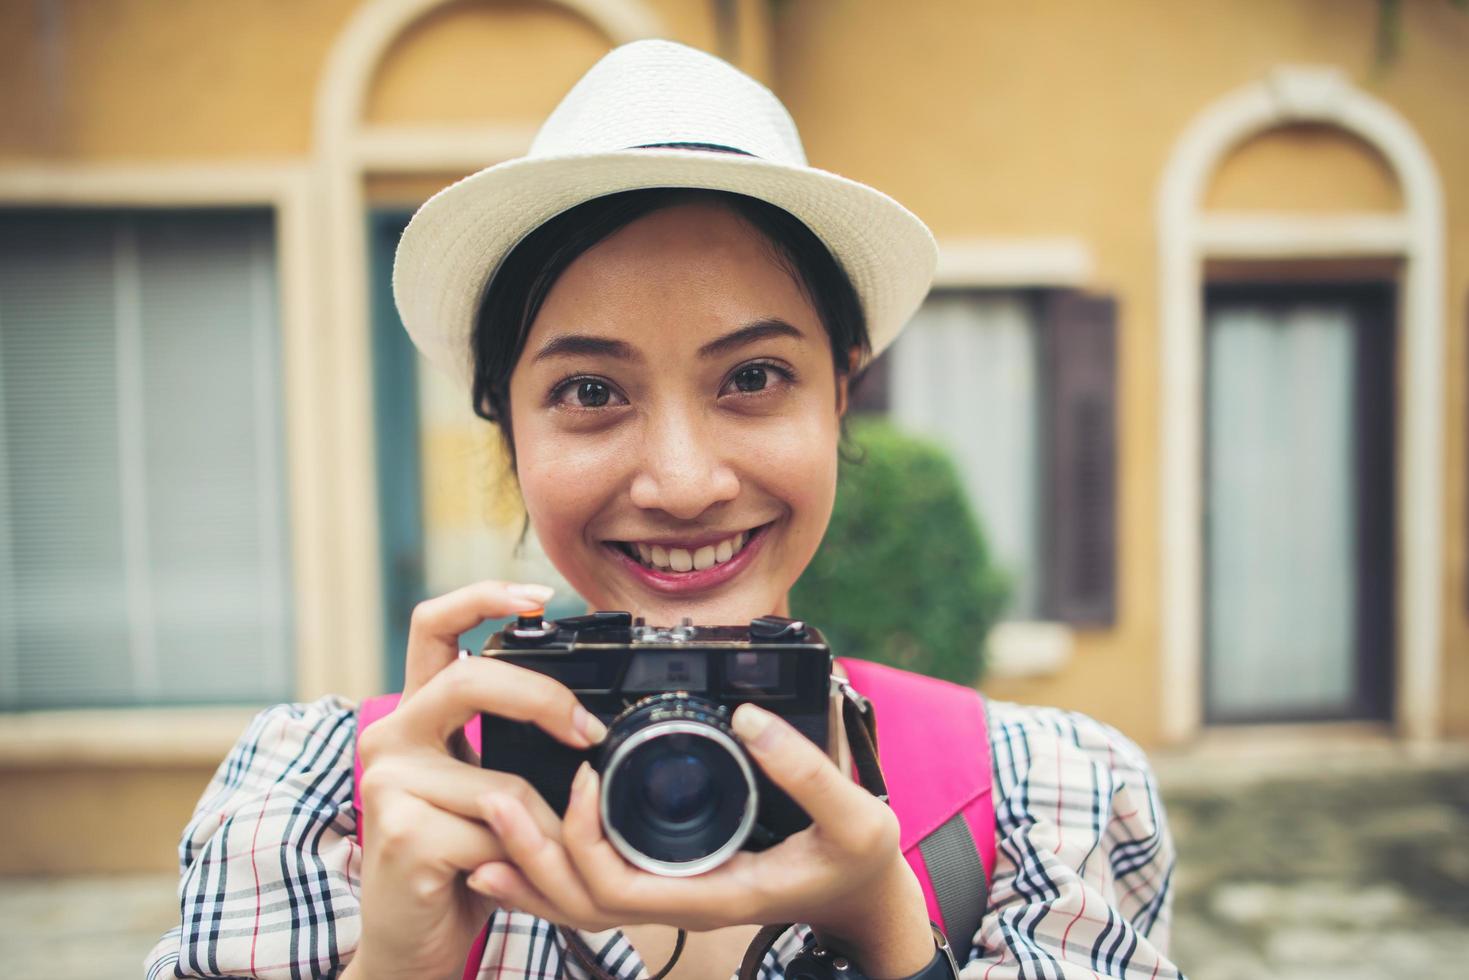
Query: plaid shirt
[[145, 695, 1181, 979]]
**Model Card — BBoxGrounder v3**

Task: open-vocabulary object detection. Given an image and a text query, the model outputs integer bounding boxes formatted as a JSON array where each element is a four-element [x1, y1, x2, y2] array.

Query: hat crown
[[529, 39, 808, 166]]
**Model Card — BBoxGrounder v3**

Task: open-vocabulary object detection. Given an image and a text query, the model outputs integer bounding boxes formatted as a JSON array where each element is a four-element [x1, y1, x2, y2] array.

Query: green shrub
[[792, 416, 1010, 686]]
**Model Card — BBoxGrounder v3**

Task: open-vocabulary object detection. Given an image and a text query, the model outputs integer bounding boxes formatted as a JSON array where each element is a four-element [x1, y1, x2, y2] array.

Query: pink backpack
[[353, 657, 996, 974]]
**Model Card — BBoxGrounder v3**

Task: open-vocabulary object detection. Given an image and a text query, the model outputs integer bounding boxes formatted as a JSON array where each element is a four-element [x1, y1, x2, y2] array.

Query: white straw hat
[[393, 39, 937, 389]]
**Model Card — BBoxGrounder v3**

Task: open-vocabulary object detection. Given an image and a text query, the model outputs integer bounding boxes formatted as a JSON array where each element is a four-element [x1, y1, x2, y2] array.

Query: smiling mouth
[[610, 524, 768, 574]]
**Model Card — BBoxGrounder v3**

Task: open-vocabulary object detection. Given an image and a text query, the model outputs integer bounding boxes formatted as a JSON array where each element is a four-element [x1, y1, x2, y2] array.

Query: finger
[[466, 862, 579, 926], [560, 763, 638, 892], [402, 581, 555, 698], [368, 790, 507, 873], [731, 703, 875, 843], [396, 654, 606, 750], [370, 754, 565, 841], [561, 763, 749, 925], [478, 789, 609, 926]]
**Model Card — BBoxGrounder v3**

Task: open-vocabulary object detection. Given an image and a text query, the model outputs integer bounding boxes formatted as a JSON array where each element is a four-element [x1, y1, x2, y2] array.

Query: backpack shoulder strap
[[353, 693, 488, 980], [835, 658, 996, 960], [352, 693, 402, 828]]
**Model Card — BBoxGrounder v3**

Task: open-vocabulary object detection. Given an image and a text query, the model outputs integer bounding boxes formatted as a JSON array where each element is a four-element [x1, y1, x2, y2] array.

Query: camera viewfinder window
[[623, 652, 709, 693], [723, 651, 784, 696]]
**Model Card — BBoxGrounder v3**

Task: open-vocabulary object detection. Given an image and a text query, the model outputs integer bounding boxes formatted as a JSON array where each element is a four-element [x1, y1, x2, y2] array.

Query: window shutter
[[1040, 291, 1117, 626]]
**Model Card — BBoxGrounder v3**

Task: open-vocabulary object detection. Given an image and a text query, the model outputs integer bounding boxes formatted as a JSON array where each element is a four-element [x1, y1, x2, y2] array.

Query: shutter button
[[506, 607, 557, 645]]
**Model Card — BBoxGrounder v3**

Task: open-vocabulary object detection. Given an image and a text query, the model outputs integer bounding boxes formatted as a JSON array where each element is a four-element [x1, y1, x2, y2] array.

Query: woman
[[147, 40, 1180, 980]]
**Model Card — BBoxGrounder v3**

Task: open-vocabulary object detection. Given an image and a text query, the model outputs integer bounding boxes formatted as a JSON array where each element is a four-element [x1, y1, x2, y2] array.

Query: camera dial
[[631, 616, 696, 643]]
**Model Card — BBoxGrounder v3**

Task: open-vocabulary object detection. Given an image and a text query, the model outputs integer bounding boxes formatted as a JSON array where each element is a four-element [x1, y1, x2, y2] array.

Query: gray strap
[[918, 812, 987, 962]]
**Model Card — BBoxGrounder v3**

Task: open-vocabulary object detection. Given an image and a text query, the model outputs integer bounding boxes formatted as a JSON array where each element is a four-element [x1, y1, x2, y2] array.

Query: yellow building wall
[[771, 0, 1469, 745], [0, 0, 736, 161], [0, 766, 215, 874], [1206, 125, 1402, 212], [367, 1, 617, 125]]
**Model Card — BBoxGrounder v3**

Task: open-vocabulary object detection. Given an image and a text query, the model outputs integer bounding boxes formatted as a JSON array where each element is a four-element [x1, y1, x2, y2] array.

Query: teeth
[[627, 527, 759, 573]]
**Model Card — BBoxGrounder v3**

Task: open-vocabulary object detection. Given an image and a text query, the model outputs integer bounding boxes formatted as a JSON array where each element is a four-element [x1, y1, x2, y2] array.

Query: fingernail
[[575, 705, 608, 745], [467, 867, 499, 896], [507, 583, 555, 602], [732, 703, 781, 752], [571, 761, 592, 800]]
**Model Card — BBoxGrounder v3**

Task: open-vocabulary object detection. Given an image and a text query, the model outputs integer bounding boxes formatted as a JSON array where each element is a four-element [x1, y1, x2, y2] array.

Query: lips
[[604, 522, 772, 595]]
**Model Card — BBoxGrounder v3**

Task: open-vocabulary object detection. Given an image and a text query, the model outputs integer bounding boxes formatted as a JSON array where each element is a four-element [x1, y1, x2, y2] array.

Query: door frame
[[368, 209, 423, 693], [1157, 66, 1446, 742]]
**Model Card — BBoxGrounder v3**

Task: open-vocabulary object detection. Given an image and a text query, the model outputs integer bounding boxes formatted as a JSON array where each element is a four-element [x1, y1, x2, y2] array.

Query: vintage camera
[[479, 609, 832, 876]]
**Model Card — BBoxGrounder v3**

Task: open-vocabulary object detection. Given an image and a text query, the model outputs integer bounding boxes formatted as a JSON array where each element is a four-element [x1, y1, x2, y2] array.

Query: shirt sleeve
[[961, 701, 1183, 979], [143, 697, 361, 980]]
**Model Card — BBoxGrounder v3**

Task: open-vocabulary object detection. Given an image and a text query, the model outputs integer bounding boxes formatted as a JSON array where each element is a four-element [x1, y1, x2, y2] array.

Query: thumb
[[731, 703, 862, 831]]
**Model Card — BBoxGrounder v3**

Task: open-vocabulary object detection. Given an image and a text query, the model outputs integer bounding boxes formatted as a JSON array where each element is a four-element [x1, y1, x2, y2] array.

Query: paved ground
[[0, 870, 179, 979], [3, 744, 1467, 979], [1158, 742, 1469, 980]]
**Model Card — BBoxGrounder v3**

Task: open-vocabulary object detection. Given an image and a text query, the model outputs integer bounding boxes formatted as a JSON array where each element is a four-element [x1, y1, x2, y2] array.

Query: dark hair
[[469, 187, 870, 473]]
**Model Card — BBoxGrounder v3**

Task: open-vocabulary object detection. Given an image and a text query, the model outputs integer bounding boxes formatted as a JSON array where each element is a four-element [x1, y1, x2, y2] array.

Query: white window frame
[[0, 166, 367, 762]]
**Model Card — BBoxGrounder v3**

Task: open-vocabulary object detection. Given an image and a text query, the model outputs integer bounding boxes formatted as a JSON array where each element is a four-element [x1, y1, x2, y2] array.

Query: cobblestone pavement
[[1157, 742, 1469, 980], [3, 746, 1466, 979]]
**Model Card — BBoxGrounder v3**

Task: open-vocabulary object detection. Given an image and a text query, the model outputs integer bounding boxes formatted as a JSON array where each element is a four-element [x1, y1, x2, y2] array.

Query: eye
[[721, 360, 795, 398], [574, 379, 612, 407], [733, 365, 768, 393], [549, 375, 627, 410]]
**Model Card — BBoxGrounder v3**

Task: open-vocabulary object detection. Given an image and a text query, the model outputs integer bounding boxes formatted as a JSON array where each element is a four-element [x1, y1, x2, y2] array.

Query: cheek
[[511, 419, 628, 554], [517, 464, 589, 540], [741, 407, 841, 553]]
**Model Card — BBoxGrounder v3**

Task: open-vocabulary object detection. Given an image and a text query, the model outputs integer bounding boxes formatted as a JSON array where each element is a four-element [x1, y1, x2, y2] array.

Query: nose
[[628, 407, 740, 521]]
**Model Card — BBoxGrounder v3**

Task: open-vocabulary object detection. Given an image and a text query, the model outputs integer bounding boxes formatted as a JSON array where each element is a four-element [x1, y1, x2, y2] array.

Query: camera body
[[479, 609, 832, 876]]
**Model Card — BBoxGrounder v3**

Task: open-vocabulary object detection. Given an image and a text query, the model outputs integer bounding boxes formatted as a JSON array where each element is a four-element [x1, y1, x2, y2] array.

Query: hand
[[347, 581, 607, 980], [466, 703, 935, 978]]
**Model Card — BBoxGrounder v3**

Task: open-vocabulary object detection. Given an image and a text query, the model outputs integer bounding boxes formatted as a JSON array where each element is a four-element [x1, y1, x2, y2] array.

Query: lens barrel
[[597, 693, 758, 876]]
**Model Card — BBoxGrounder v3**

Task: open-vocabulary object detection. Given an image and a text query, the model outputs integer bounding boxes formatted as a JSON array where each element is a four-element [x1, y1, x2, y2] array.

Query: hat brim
[[393, 147, 937, 390]]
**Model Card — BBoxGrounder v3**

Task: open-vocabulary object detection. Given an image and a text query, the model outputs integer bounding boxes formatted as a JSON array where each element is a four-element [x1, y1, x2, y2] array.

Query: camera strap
[[834, 674, 888, 801], [559, 924, 686, 980]]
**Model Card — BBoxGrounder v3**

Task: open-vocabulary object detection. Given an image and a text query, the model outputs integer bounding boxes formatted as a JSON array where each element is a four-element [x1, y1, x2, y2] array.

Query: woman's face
[[507, 200, 848, 625]]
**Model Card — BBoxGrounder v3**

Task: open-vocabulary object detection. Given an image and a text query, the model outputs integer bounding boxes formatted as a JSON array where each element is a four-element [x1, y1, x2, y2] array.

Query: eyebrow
[[697, 318, 806, 359], [531, 318, 807, 365], [532, 334, 639, 363]]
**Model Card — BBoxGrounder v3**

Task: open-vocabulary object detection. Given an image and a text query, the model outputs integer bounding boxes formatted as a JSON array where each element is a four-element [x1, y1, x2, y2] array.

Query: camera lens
[[598, 694, 757, 876], [640, 752, 714, 826]]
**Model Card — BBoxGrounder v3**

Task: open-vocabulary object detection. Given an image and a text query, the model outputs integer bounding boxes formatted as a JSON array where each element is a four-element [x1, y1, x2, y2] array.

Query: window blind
[[0, 210, 293, 709]]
